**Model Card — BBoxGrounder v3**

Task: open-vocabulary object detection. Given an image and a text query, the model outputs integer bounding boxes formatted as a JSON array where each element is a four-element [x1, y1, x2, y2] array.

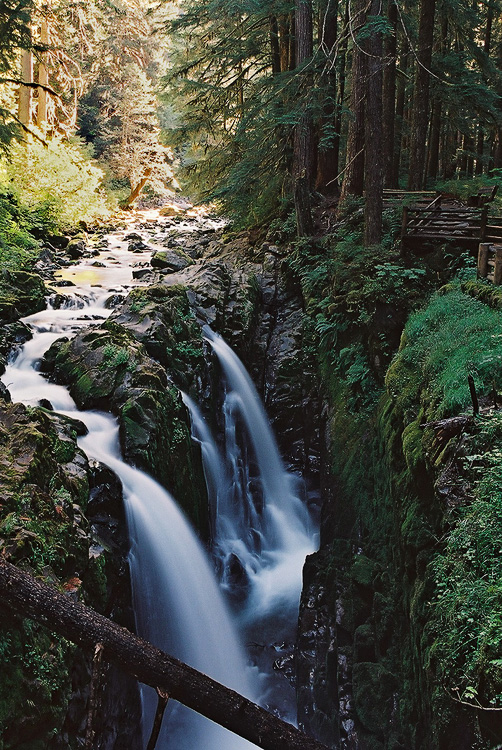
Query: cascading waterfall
[[1, 228, 258, 750], [184, 328, 319, 718]]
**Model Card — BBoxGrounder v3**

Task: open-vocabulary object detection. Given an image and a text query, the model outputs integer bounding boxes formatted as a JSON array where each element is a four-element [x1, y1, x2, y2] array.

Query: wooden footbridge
[[398, 189, 502, 253]]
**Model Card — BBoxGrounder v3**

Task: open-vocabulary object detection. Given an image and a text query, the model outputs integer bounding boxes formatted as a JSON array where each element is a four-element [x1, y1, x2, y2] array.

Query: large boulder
[[151, 248, 193, 272]]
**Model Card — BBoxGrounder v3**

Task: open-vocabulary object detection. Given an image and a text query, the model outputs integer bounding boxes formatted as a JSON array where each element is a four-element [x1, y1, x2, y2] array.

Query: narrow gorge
[[0, 208, 321, 749], [2, 201, 502, 750]]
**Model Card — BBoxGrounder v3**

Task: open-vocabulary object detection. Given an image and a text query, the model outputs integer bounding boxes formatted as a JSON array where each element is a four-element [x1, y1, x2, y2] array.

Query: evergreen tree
[[0, 0, 33, 148]]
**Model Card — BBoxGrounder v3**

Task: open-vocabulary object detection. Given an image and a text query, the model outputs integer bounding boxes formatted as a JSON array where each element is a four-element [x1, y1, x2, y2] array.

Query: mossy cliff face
[[298, 283, 502, 750], [0, 399, 141, 749], [44, 289, 209, 534]]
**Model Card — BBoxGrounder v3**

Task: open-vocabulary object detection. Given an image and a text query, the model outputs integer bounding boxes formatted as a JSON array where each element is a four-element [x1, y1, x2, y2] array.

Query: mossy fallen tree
[[0, 559, 329, 750]]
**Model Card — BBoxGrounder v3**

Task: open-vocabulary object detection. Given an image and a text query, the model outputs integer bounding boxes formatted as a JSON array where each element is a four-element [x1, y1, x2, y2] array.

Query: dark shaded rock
[[105, 293, 126, 309], [0, 270, 46, 321], [151, 248, 193, 272], [0, 381, 11, 401], [48, 234, 70, 249], [39, 398, 53, 409], [66, 238, 86, 259], [132, 268, 157, 281]]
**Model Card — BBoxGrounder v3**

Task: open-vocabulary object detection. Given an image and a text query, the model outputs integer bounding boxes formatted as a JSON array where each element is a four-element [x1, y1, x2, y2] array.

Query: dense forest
[[2, 1, 502, 750]]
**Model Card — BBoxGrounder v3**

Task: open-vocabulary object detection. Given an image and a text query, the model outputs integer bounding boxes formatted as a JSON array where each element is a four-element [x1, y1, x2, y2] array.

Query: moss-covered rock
[[0, 269, 46, 322], [0, 403, 91, 747], [108, 284, 204, 391], [45, 323, 208, 533], [151, 247, 193, 272]]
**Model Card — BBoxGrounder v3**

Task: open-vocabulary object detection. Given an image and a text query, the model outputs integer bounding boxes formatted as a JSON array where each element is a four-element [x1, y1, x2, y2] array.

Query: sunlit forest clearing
[[2, 1, 502, 749]]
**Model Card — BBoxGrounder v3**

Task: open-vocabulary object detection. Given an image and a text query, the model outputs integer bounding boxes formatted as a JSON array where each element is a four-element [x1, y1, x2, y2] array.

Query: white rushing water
[[1, 222, 257, 750], [184, 328, 318, 718]]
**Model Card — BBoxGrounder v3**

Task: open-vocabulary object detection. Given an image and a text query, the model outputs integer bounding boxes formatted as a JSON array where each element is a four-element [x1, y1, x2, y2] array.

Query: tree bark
[[339, 0, 366, 204], [427, 97, 441, 180], [476, 0, 494, 174], [315, 0, 339, 193], [332, 0, 350, 185], [270, 16, 281, 75], [123, 168, 153, 207], [382, 0, 398, 187], [407, 0, 436, 189], [279, 16, 291, 72], [18, 48, 33, 126], [364, 0, 384, 246], [393, 40, 409, 187], [37, 17, 49, 127], [0, 559, 329, 750], [293, 0, 314, 236]]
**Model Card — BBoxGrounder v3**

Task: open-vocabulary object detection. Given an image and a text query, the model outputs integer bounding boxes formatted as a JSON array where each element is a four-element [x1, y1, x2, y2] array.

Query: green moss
[[353, 662, 397, 734]]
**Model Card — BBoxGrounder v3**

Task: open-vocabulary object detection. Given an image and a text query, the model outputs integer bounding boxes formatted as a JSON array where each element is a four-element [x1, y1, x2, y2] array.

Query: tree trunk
[[37, 17, 49, 127], [339, 0, 366, 203], [316, 0, 339, 193], [0, 559, 329, 750], [122, 168, 153, 207], [332, 0, 350, 185], [289, 13, 296, 71], [364, 0, 384, 245], [279, 16, 291, 72], [407, 0, 436, 189], [293, 0, 314, 236], [270, 16, 281, 75], [383, 0, 398, 187], [476, 0, 494, 174], [393, 41, 409, 186], [18, 48, 33, 126], [427, 98, 442, 179]]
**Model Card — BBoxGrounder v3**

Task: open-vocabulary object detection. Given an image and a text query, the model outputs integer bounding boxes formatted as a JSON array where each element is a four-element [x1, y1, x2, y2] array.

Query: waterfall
[[2, 215, 319, 746], [184, 329, 318, 718], [1, 241, 258, 749]]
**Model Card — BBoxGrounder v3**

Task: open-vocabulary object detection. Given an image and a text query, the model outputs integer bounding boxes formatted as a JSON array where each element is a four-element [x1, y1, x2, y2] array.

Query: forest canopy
[[0, 0, 501, 236]]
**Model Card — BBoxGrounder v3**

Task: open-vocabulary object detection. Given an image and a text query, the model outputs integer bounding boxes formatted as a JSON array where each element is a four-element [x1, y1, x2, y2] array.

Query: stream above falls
[[1, 208, 319, 748]]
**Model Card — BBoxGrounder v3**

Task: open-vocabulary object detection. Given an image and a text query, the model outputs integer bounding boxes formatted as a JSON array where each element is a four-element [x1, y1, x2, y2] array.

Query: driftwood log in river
[[0, 559, 330, 750]]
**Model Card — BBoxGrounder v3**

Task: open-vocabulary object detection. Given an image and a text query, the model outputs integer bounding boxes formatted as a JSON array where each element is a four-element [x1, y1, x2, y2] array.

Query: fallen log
[[0, 559, 330, 750]]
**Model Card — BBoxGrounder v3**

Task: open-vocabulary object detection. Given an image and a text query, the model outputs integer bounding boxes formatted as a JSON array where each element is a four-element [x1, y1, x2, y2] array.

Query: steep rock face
[[160, 234, 322, 478], [298, 285, 502, 750], [0, 399, 141, 749]]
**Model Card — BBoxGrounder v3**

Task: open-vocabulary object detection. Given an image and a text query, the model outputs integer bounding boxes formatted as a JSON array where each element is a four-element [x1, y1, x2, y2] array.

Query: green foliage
[[0, 190, 39, 271], [386, 287, 502, 420], [0, 132, 111, 230], [101, 343, 130, 369], [426, 412, 502, 710]]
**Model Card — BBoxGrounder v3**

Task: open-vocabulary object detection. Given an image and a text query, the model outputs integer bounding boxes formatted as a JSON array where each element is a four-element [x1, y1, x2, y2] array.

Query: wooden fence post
[[478, 243, 490, 277], [493, 248, 502, 285]]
